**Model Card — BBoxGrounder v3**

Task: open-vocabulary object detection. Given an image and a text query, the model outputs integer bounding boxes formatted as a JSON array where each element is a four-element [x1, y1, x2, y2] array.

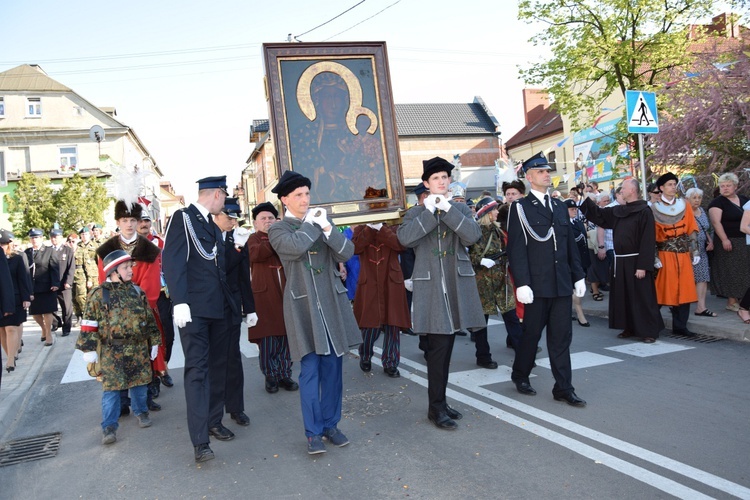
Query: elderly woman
[[469, 197, 517, 368], [707, 173, 750, 312], [738, 202, 750, 323], [686, 188, 715, 317]]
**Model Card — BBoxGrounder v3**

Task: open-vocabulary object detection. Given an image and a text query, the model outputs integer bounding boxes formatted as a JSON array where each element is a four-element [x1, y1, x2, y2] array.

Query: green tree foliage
[[54, 174, 109, 233], [6, 173, 57, 236], [7, 173, 109, 238], [518, 0, 713, 133]]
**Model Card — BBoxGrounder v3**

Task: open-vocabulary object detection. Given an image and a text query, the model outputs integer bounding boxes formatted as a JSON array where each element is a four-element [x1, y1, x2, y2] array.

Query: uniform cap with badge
[[28, 228, 44, 238], [222, 197, 242, 219], [521, 152, 552, 173], [0, 229, 14, 244], [197, 175, 228, 195]]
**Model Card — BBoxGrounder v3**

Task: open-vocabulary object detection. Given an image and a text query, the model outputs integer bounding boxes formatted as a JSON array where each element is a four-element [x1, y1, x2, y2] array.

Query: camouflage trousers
[[73, 283, 88, 318]]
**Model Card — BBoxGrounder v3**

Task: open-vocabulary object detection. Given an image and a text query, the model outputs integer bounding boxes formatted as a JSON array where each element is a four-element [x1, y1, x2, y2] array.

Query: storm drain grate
[[664, 332, 724, 343], [0, 432, 61, 467]]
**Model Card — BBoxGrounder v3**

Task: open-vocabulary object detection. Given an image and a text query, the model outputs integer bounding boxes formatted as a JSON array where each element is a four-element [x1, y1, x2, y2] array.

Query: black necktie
[[544, 194, 551, 212]]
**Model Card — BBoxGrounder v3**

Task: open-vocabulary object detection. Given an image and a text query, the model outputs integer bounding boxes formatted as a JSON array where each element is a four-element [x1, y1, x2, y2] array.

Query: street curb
[[0, 341, 53, 441], [581, 305, 750, 342]]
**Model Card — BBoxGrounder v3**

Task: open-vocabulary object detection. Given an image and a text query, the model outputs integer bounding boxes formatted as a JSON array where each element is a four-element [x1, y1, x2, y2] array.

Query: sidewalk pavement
[[2, 292, 748, 441], [0, 321, 55, 440], [580, 290, 750, 342]]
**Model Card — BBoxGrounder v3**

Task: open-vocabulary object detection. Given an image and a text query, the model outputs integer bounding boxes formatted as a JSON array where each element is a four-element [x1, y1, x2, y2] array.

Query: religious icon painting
[[263, 41, 406, 224]]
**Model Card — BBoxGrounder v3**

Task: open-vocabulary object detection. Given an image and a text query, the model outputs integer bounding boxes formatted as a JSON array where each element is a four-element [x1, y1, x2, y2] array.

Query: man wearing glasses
[[163, 176, 239, 463]]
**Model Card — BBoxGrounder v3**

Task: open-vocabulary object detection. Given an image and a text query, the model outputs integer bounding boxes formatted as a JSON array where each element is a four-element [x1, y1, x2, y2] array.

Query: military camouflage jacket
[[76, 281, 160, 391], [74, 240, 98, 288], [469, 223, 516, 315]]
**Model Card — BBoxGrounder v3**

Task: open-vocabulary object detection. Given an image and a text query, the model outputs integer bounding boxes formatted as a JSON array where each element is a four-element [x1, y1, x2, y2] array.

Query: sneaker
[[323, 427, 350, 447], [307, 435, 327, 454], [136, 412, 152, 428], [102, 426, 117, 445]]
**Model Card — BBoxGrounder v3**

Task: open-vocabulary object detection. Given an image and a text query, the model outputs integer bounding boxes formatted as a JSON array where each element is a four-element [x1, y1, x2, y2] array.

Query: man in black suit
[[50, 228, 75, 336], [507, 152, 587, 407], [162, 175, 237, 463], [212, 197, 256, 430]]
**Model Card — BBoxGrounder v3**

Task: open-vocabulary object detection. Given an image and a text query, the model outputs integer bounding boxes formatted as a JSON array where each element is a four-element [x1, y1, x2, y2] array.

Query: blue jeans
[[299, 348, 343, 438], [102, 385, 147, 430]]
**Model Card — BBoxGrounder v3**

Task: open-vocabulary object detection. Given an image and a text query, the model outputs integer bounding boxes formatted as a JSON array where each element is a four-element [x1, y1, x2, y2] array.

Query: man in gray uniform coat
[[268, 170, 361, 455], [398, 157, 485, 430]]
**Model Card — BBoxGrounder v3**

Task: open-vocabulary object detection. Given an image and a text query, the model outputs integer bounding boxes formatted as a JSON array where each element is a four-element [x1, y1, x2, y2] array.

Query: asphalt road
[[1, 315, 749, 499]]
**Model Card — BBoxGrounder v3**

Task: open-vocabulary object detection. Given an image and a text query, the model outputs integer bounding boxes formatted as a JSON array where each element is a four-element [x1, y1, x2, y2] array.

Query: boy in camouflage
[[76, 250, 160, 445]]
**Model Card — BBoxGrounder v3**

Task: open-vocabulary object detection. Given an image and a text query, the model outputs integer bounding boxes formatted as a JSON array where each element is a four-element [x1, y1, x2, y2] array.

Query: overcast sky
[[2, 1, 569, 202]]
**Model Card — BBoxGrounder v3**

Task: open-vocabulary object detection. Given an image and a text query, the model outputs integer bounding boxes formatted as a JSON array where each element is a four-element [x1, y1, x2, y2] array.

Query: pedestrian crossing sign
[[626, 90, 659, 134]]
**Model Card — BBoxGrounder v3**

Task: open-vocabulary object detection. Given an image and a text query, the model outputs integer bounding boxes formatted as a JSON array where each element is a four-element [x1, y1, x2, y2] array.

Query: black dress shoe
[[515, 382, 537, 396], [455, 330, 468, 337], [383, 367, 400, 378], [208, 424, 235, 441], [265, 377, 279, 394], [445, 405, 463, 420], [428, 412, 458, 430], [148, 401, 162, 411], [120, 406, 130, 417], [194, 443, 215, 463], [359, 359, 372, 372], [230, 412, 250, 426], [477, 360, 498, 369], [61, 331, 70, 337], [554, 392, 587, 407], [577, 319, 591, 327], [278, 377, 299, 391], [160, 374, 174, 387], [401, 328, 417, 336]]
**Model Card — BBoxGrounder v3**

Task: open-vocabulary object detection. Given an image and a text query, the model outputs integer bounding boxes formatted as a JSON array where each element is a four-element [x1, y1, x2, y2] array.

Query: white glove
[[692, 255, 700, 266], [516, 285, 534, 304], [404, 279, 413, 292], [305, 208, 328, 228], [435, 194, 452, 212], [246, 312, 258, 327], [150, 346, 159, 361], [173, 303, 192, 328], [233, 227, 251, 248], [480, 258, 496, 269], [367, 223, 383, 231], [423, 195, 437, 214], [82, 351, 98, 363], [654, 257, 663, 269], [574, 279, 586, 298]]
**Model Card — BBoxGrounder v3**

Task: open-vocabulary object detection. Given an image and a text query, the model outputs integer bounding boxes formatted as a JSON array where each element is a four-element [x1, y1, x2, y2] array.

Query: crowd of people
[[1, 157, 749, 462]]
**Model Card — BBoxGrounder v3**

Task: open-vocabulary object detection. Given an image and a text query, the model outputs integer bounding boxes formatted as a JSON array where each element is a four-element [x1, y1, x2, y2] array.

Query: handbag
[[587, 228, 599, 251]]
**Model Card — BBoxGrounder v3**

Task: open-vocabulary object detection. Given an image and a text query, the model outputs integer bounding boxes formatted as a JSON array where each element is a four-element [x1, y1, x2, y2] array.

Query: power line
[[0, 42, 261, 66], [295, 1, 367, 39], [324, 0, 402, 41]]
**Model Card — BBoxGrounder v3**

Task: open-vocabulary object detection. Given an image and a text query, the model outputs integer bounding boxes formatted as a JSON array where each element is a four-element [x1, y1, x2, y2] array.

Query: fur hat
[[502, 180, 526, 195], [114, 200, 143, 220]]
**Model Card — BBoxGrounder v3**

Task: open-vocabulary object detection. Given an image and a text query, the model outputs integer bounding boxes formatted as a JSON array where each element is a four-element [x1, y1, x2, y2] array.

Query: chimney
[[522, 89, 550, 128]]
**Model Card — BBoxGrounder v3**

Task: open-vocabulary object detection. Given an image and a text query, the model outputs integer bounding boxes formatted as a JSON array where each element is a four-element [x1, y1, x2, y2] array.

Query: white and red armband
[[80, 319, 99, 333]]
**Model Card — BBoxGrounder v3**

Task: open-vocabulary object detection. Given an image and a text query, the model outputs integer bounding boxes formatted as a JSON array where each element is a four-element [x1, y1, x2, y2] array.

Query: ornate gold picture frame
[[263, 41, 405, 224]]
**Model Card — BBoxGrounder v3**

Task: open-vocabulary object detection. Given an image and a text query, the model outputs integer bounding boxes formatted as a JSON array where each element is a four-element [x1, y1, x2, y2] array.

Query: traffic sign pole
[[638, 133, 647, 200]]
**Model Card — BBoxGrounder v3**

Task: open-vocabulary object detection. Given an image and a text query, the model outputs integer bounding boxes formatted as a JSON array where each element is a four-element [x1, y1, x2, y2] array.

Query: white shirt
[[529, 189, 552, 210]]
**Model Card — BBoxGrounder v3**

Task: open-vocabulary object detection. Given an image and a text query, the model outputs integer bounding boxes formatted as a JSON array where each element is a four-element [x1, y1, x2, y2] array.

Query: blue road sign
[[626, 90, 659, 134]]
